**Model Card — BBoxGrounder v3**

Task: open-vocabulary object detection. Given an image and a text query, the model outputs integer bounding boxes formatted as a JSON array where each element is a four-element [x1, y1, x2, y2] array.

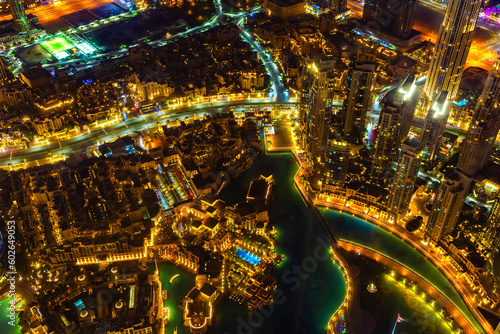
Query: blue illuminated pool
[[235, 247, 260, 265]]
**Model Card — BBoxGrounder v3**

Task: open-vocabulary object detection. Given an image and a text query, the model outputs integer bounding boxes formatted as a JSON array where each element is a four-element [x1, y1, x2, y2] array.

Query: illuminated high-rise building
[[458, 60, 500, 176], [371, 105, 400, 181], [370, 76, 418, 180], [426, 170, 471, 242], [7, 0, 29, 34], [392, 0, 419, 38], [394, 74, 419, 144], [420, 91, 450, 164], [478, 58, 500, 107], [362, 0, 418, 37], [388, 139, 423, 223], [483, 199, 500, 250], [322, 138, 350, 189], [342, 61, 376, 143], [299, 58, 336, 162], [0, 58, 9, 83], [423, 0, 481, 100], [362, 0, 381, 22], [330, 0, 347, 13]]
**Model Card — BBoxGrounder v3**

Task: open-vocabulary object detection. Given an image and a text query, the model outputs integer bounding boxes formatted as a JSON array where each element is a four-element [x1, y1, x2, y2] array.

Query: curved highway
[[238, 26, 287, 101], [0, 100, 297, 167]]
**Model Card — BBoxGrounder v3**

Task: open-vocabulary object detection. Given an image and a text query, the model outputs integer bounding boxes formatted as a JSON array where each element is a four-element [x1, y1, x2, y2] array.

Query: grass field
[[40, 37, 74, 58]]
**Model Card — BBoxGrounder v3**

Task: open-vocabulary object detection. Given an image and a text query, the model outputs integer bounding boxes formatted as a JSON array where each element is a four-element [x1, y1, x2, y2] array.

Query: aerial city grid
[[1, 0, 500, 332]]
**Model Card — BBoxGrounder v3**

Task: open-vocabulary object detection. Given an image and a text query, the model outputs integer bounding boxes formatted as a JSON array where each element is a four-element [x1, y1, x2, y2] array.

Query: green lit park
[[381, 274, 455, 334], [40, 37, 73, 57], [39, 34, 97, 60]]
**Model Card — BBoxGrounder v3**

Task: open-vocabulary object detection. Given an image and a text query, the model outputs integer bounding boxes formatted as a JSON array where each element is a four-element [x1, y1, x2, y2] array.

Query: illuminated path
[[238, 25, 287, 101], [339, 239, 480, 334], [288, 145, 486, 332], [319, 206, 489, 333]]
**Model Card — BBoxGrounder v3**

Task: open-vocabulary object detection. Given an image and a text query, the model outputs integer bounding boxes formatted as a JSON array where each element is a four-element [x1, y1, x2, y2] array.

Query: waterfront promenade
[[288, 152, 357, 333], [293, 169, 481, 333], [339, 239, 480, 334], [275, 124, 488, 333], [315, 198, 492, 334]]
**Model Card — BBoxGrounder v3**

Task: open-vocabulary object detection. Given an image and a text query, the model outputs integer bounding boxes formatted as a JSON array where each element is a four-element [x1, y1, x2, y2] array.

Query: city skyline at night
[[0, 0, 499, 333]]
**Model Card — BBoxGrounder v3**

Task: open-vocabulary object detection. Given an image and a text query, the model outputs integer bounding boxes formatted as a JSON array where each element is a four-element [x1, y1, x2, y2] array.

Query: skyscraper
[[426, 170, 471, 242], [0, 58, 9, 83], [478, 58, 500, 107], [392, 0, 419, 38], [483, 198, 500, 250], [388, 139, 423, 223], [394, 74, 419, 144], [362, 0, 382, 23], [299, 58, 336, 162], [370, 76, 418, 181], [7, 0, 29, 34], [457, 60, 500, 176], [423, 0, 481, 100], [362, 0, 418, 38], [420, 91, 450, 164], [342, 61, 377, 143], [371, 105, 401, 180], [330, 0, 347, 14], [322, 138, 350, 189]]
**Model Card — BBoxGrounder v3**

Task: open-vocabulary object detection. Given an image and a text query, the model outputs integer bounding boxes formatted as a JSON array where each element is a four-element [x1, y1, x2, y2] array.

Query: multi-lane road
[[0, 100, 297, 168], [0, 0, 288, 168], [238, 26, 287, 101]]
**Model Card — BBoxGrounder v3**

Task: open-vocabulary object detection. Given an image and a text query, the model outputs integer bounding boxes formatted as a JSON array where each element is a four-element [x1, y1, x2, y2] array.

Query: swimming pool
[[235, 247, 260, 265]]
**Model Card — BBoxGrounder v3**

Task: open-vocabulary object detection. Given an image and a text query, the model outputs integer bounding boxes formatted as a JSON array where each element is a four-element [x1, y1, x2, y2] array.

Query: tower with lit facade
[[483, 199, 500, 250], [342, 61, 376, 143], [0, 58, 9, 83], [362, 0, 380, 22], [330, 0, 347, 13], [362, 0, 418, 38], [322, 138, 350, 189], [426, 170, 471, 242], [388, 139, 423, 223], [423, 0, 481, 100], [393, 0, 419, 37], [458, 60, 500, 176], [395, 75, 419, 144], [371, 105, 401, 181], [420, 91, 450, 164], [7, 0, 29, 34], [299, 58, 336, 162], [370, 76, 418, 181]]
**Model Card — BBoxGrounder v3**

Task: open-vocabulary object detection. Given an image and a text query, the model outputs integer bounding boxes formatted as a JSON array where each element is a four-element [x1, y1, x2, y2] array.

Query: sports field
[[41, 37, 73, 54]]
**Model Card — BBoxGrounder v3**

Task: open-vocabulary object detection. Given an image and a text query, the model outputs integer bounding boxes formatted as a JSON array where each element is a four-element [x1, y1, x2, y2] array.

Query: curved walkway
[[316, 199, 491, 334], [326, 250, 361, 334], [339, 239, 479, 334]]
